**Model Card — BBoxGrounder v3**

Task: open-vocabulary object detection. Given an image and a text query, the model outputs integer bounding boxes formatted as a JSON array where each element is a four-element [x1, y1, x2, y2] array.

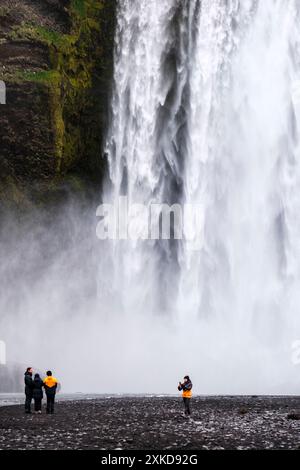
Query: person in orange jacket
[[43, 371, 59, 414], [178, 375, 193, 416]]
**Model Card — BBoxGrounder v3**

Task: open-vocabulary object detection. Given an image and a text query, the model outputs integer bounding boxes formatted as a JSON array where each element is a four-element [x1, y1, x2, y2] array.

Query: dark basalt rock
[[0, 0, 116, 207], [0, 396, 300, 450], [287, 412, 300, 420]]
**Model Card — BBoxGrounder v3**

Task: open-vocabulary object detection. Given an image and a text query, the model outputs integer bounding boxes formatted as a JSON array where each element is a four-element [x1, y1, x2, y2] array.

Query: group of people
[[25, 369, 191, 416], [24, 367, 59, 415]]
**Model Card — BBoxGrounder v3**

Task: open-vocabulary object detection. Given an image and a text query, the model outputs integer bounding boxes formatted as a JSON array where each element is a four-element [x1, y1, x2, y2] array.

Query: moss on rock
[[0, 0, 116, 207]]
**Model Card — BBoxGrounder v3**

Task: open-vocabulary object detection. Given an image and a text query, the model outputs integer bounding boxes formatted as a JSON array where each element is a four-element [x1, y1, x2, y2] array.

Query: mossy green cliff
[[0, 0, 116, 207]]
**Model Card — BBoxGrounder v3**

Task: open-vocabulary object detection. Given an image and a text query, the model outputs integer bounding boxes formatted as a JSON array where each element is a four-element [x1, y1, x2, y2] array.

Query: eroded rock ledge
[[0, 0, 116, 207]]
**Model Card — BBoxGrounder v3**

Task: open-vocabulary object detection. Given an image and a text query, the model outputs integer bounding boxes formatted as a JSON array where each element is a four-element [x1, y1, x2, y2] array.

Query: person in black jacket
[[24, 367, 33, 414], [32, 373, 44, 414]]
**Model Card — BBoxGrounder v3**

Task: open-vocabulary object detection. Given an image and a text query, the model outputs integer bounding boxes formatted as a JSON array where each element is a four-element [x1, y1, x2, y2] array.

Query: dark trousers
[[183, 397, 191, 415], [25, 393, 32, 413], [46, 394, 55, 414], [34, 398, 42, 412]]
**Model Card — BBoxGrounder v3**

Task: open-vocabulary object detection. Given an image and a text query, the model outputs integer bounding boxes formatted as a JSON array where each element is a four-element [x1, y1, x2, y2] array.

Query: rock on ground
[[0, 396, 300, 450]]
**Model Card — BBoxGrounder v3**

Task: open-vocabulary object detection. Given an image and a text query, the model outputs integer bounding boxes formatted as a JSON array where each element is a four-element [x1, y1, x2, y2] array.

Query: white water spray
[[102, 0, 300, 392]]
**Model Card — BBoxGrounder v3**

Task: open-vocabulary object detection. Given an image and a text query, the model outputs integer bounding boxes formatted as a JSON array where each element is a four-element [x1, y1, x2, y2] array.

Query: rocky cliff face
[[0, 0, 116, 207]]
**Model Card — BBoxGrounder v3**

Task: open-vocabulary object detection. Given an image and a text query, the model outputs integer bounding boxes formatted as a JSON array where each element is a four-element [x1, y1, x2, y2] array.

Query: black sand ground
[[0, 396, 299, 450]]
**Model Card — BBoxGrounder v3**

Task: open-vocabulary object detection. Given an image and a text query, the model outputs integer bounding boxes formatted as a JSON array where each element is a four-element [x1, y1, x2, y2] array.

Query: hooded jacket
[[43, 376, 58, 396], [33, 375, 44, 400]]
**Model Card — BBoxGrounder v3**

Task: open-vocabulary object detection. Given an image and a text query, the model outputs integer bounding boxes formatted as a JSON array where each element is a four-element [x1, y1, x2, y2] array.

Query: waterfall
[[101, 0, 300, 392], [1, 0, 300, 394]]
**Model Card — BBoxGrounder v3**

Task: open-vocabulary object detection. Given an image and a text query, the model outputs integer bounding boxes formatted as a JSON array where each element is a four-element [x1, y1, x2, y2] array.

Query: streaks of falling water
[[103, 0, 300, 351], [104, 0, 188, 314], [178, 0, 300, 349]]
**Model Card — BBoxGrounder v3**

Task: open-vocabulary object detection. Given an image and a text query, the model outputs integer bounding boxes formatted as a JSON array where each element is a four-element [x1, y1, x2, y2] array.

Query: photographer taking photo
[[178, 375, 193, 417]]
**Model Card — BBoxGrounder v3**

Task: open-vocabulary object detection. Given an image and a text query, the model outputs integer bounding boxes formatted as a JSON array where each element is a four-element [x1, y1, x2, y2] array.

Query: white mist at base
[[0, 203, 299, 394], [1, 0, 300, 394]]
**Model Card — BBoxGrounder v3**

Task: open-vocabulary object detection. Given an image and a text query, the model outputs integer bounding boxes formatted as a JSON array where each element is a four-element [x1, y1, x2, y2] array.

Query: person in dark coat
[[32, 373, 44, 414], [24, 367, 34, 414]]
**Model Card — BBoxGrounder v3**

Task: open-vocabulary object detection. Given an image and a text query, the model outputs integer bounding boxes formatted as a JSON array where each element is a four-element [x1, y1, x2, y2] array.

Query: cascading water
[[102, 0, 300, 392]]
